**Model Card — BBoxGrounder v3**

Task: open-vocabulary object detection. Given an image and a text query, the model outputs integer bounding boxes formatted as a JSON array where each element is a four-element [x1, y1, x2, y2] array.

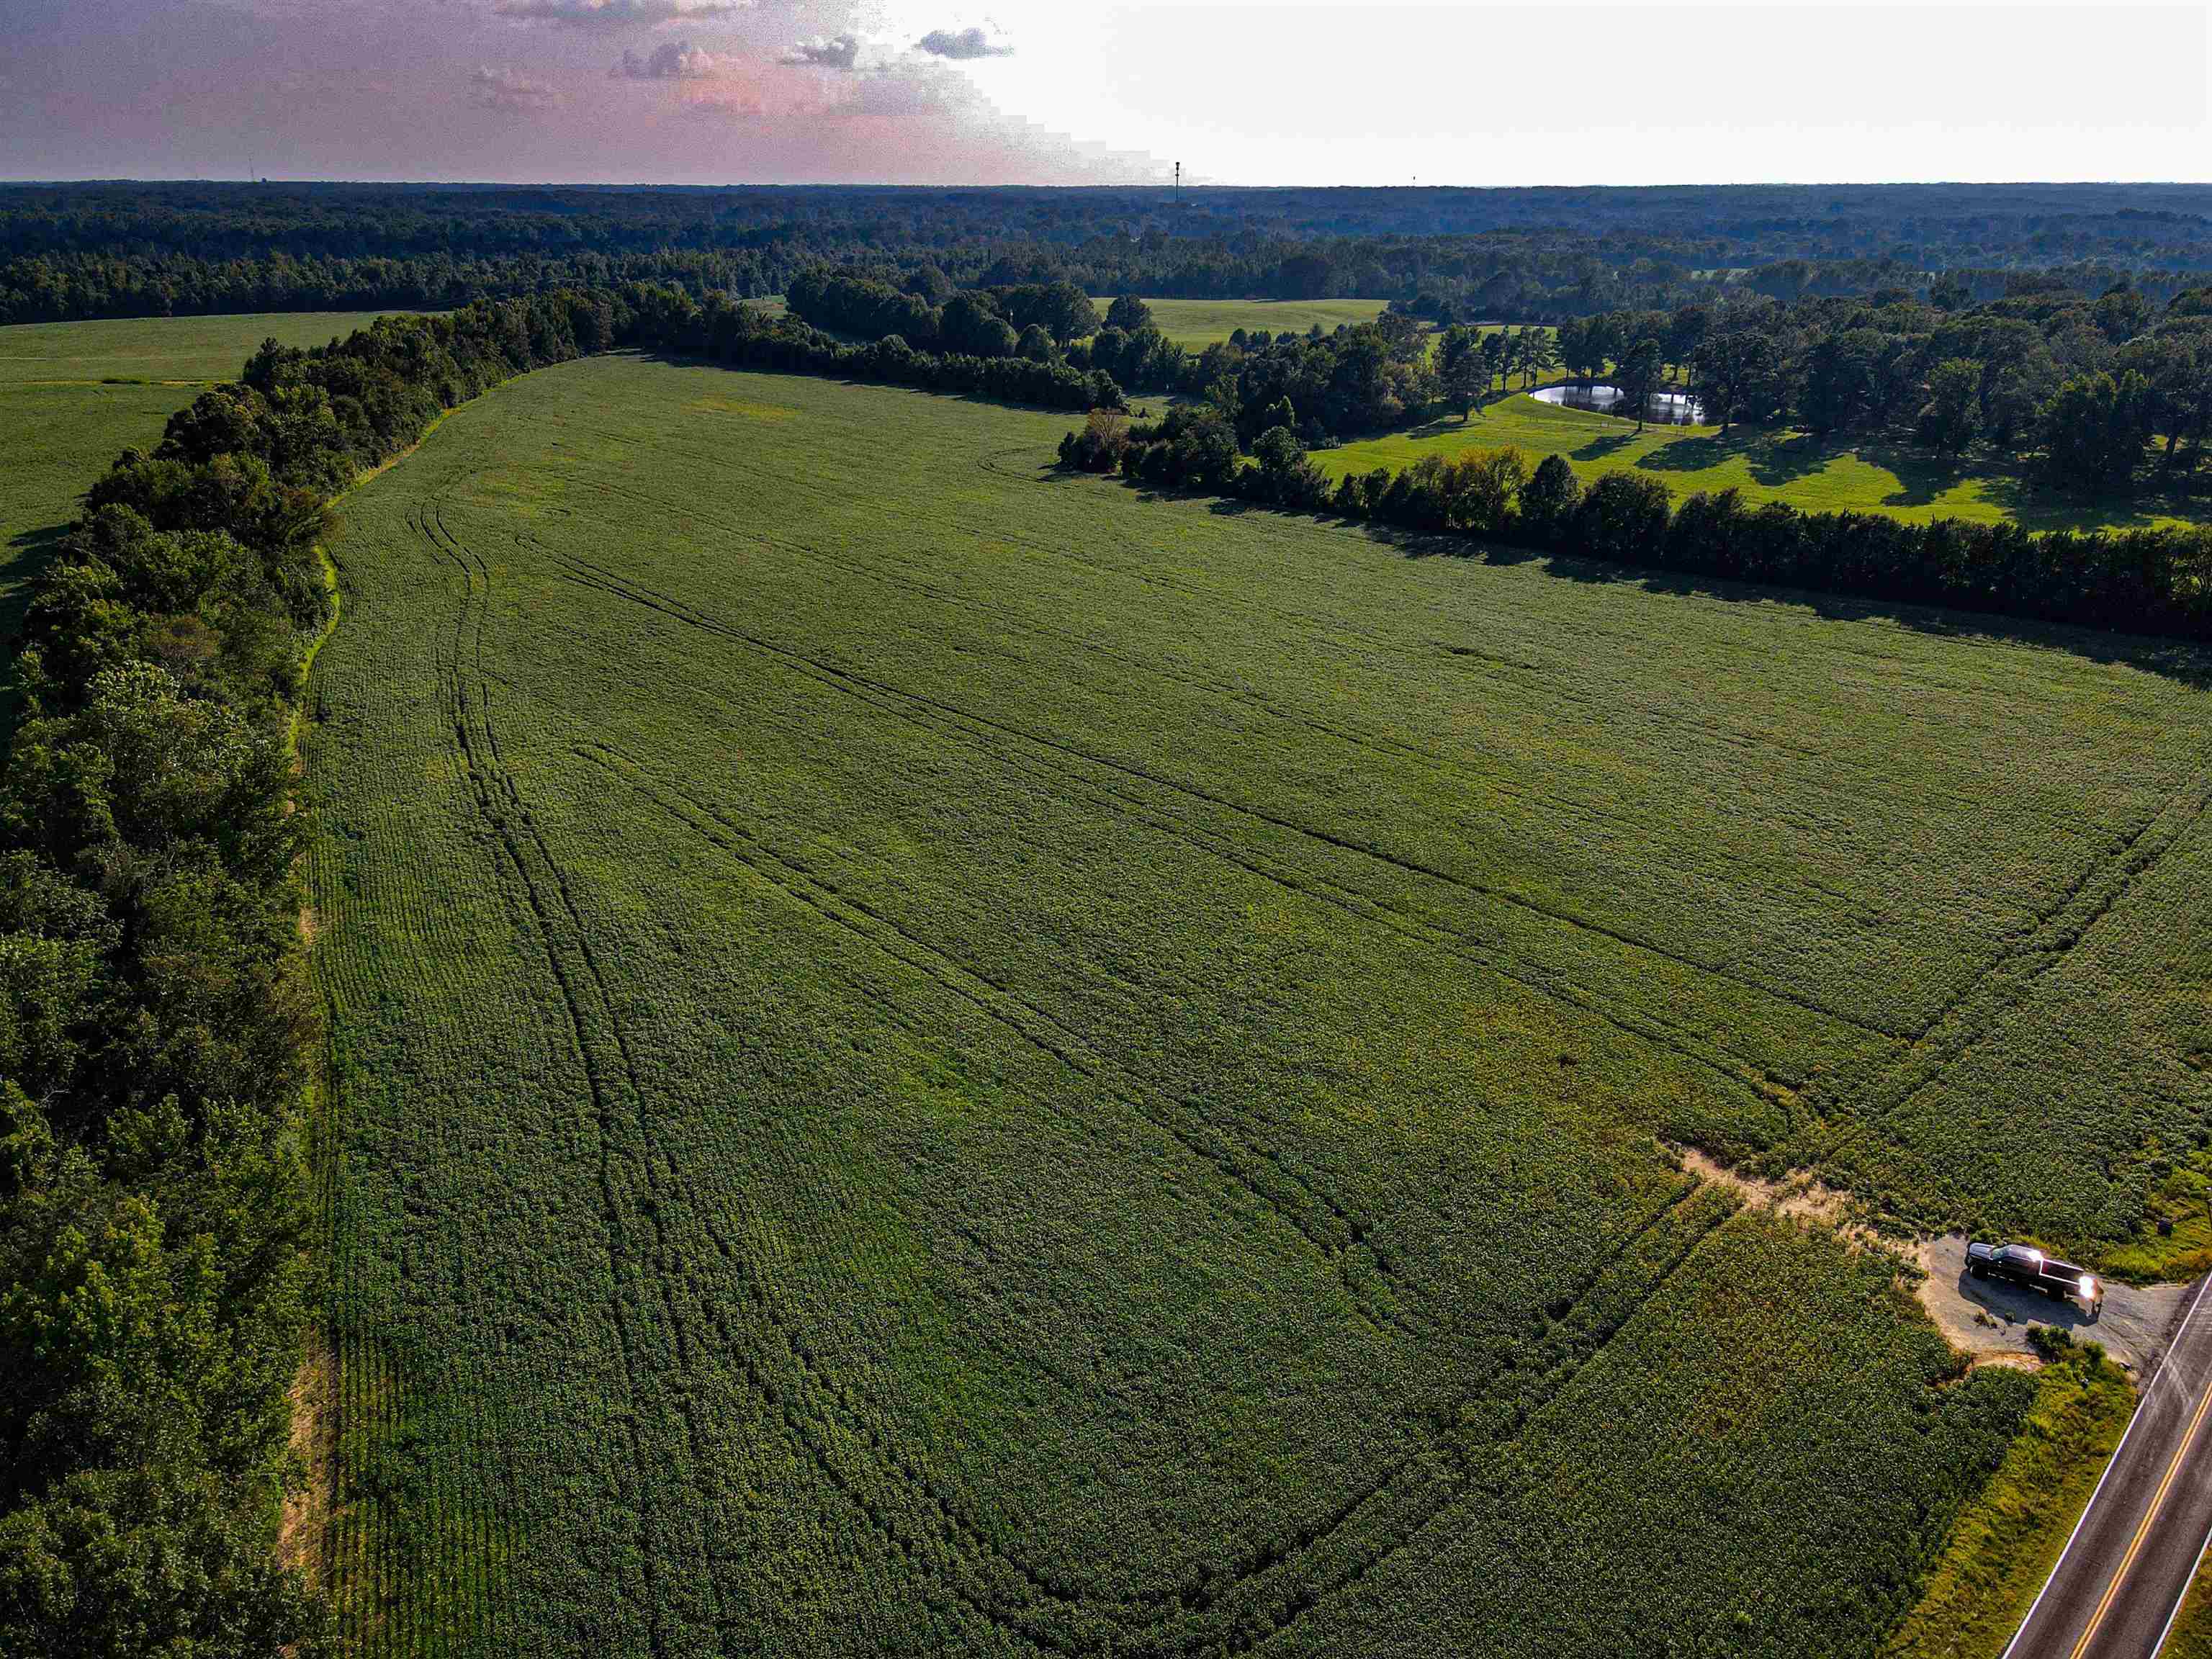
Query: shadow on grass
[[1388, 413, 1488, 444], [1633, 431, 1759, 475], [1958, 463, 2203, 535], [1745, 431, 1835, 489], [1573, 432, 1637, 462], [1357, 520, 2212, 691]]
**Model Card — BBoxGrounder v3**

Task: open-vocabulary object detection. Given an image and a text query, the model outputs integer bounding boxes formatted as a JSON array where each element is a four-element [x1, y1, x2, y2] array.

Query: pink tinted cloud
[[493, 0, 742, 26], [0, 0, 1160, 184]]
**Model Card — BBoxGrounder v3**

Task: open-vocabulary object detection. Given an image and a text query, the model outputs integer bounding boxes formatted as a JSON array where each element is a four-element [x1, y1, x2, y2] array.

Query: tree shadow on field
[[1391, 413, 1488, 444], [1745, 431, 1833, 487], [1634, 433, 1741, 475], [1948, 457, 2201, 536], [1361, 523, 1542, 567], [1572, 432, 1637, 462], [1355, 518, 2212, 692]]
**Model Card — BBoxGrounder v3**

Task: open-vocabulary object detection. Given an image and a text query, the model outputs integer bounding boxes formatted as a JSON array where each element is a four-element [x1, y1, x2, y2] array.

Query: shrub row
[[1066, 410, 2212, 641], [621, 285, 1123, 413], [0, 292, 614, 1655]]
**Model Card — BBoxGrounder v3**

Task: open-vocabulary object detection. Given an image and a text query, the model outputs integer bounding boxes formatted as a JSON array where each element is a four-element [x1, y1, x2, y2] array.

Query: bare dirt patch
[[279, 1331, 336, 1586], [1673, 1145, 1883, 1247], [1912, 1234, 2189, 1377]]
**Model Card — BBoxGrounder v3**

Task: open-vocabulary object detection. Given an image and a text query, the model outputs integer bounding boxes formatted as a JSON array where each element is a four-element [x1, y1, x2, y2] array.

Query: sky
[[0, 0, 2207, 187]]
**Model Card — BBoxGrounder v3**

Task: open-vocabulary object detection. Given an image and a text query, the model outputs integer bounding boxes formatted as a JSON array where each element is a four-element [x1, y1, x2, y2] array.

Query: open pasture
[[305, 354, 2212, 1657], [1107, 295, 1393, 349], [1321, 393, 2202, 534]]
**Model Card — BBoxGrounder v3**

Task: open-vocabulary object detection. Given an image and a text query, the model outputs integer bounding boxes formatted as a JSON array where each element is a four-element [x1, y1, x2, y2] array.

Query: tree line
[[17, 179, 2212, 331], [0, 291, 619, 1657], [630, 284, 1124, 411], [1060, 410, 2212, 642], [783, 264, 1559, 436], [785, 267, 1185, 391]]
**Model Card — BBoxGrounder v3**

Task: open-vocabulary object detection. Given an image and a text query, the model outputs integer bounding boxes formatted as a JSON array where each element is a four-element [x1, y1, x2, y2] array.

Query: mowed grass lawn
[[1322, 391, 2208, 533], [1110, 295, 1393, 349], [305, 354, 2212, 1658], [0, 311, 411, 731]]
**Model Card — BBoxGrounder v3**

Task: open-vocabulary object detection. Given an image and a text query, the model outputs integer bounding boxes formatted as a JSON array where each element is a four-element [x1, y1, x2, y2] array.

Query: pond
[[1534, 382, 1705, 426]]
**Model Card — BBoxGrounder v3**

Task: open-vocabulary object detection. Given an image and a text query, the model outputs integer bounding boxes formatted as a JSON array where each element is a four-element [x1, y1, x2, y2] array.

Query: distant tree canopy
[[14, 180, 2212, 328]]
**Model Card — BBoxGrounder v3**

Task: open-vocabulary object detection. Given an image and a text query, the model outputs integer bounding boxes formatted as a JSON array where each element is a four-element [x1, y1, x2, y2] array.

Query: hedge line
[[620, 284, 1123, 412], [1065, 410, 2212, 642]]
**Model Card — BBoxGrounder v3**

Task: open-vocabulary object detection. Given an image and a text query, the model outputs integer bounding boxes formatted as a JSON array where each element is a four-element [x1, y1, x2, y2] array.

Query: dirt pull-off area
[[1673, 1146, 2193, 1375], [1913, 1235, 2190, 1376]]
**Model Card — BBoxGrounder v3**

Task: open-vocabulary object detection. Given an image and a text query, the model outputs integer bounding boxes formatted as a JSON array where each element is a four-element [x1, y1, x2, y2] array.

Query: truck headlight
[[2079, 1274, 2098, 1300]]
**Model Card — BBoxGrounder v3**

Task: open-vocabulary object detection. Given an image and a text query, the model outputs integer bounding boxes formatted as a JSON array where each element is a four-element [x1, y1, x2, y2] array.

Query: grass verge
[[1882, 1346, 2135, 1659]]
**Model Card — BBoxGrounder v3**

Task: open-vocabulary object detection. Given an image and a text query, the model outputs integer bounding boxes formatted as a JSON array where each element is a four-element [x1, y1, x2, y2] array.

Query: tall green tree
[[1615, 337, 1665, 431], [1691, 327, 1780, 435], [2040, 369, 2152, 495], [1437, 326, 1486, 418], [1103, 295, 1153, 334], [1915, 359, 1982, 457]]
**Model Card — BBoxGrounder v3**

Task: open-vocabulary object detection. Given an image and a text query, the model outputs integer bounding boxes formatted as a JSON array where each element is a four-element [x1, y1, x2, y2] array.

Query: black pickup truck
[[1966, 1241, 2103, 1317]]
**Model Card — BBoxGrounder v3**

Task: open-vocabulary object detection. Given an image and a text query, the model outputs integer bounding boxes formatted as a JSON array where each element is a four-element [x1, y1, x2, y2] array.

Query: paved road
[[2005, 1276, 2212, 1659]]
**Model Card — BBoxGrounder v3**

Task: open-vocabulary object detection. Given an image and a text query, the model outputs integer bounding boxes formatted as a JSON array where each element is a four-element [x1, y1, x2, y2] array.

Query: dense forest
[[11, 180, 2212, 325]]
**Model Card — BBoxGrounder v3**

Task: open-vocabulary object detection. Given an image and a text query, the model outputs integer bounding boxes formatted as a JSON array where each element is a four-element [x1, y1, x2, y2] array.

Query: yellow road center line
[[2069, 1368, 2212, 1659]]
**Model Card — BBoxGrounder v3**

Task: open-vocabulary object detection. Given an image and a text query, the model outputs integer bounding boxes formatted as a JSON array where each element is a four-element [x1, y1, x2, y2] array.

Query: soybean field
[[305, 354, 2212, 1658]]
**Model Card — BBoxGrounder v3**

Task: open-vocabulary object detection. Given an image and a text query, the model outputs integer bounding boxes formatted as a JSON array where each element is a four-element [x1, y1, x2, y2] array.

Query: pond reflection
[[1534, 383, 1705, 425]]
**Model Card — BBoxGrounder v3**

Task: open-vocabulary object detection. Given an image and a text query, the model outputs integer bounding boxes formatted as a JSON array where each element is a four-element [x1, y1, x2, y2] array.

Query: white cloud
[[779, 32, 860, 69], [611, 39, 718, 78], [468, 63, 562, 110], [917, 25, 1011, 60]]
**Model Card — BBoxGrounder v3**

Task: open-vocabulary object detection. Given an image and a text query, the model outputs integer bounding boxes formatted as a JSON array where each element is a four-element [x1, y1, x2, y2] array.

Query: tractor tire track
[[549, 553, 1809, 1109], [1801, 755, 2212, 1151], [570, 738, 1427, 1346], [547, 475, 1891, 1043], [418, 493, 731, 1655], [698, 1146, 1731, 1656]]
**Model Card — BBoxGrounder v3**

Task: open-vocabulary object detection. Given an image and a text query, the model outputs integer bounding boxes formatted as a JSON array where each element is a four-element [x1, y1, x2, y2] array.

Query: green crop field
[[0, 312, 410, 729], [300, 353, 2212, 1656], [1321, 392, 2205, 534], [1108, 296, 1393, 349]]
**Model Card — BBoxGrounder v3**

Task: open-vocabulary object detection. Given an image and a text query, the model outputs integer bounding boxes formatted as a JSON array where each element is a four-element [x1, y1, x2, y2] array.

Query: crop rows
[[301, 356, 2212, 1655]]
